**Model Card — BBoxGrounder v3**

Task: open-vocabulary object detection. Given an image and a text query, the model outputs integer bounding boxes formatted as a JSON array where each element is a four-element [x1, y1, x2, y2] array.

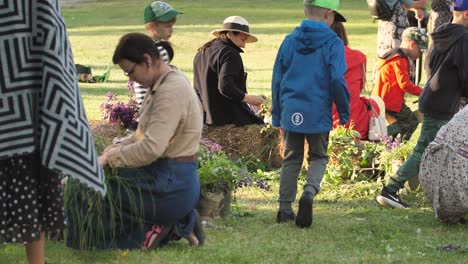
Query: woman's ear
[[143, 53, 152, 66]]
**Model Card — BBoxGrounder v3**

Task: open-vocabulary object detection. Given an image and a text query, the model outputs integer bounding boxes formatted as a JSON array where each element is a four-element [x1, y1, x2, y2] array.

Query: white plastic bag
[[368, 105, 388, 141]]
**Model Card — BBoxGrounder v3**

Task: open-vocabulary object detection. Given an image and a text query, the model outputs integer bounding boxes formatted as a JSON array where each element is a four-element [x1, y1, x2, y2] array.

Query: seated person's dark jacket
[[193, 38, 264, 126]]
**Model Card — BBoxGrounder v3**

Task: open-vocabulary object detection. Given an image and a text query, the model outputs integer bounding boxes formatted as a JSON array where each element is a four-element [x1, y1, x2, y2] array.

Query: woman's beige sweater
[[106, 68, 203, 168]]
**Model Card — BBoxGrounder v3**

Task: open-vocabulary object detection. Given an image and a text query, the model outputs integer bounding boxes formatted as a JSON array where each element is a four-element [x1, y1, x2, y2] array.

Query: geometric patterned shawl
[[0, 0, 106, 195]]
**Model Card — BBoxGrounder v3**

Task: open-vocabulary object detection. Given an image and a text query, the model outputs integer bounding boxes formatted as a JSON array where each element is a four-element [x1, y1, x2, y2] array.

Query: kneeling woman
[[66, 33, 204, 249], [419, 105, 467, 225]]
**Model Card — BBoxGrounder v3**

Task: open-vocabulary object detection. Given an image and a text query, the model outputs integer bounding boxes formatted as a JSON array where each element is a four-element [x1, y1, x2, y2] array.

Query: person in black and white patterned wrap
[[0, 1, 105, 263], [129, 1, 183, 108]]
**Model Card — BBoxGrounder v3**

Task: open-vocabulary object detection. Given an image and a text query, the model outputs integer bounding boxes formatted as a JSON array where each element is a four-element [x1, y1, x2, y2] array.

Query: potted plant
[[197, 139, 239, 219], [196, 138, 271, 219]]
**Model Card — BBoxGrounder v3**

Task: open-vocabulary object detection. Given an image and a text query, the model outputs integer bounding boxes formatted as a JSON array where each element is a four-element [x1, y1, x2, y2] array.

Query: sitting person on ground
[[371, 27, 429, 141], [193, 16, 266, 126], [130, 1, 181, 108], [419, 105, 468, 225], [331, 21, 382, 140], [66, 33, 204, 250], [376, 0, 468, 209]]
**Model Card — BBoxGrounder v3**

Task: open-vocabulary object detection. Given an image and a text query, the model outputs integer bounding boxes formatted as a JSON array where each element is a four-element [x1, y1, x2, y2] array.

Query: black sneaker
[[376, 187, 409, 209], [276, 210, 295, 223], [295, 191, 314, 228]]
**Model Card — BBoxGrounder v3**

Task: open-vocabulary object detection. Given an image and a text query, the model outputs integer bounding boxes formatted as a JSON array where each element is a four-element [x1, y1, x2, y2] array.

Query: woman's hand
[[98, 153, 108, 167], [102, 139, 121, 154], [243, 94, 266, 107]]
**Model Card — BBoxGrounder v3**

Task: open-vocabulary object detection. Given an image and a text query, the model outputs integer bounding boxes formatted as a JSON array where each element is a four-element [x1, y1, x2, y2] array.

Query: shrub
[[325, 127, 388, 184]]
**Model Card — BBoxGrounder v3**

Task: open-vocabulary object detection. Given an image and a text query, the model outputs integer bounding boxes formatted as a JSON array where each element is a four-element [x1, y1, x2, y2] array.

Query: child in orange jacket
[[372, 27, 429, 141]]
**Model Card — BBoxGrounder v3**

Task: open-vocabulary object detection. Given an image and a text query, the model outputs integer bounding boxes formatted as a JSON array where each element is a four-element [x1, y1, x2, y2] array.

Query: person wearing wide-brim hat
[[193, 16, 266, 126]]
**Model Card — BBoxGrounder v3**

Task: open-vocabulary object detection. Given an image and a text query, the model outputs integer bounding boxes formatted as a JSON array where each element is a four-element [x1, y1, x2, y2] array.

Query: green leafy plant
[[198, 138, 271, 194], [197, 144, 242, 193], [325, 127, 362, 183], [325, 127, 384, 184], [64, 136, 145, 249], [377, 135, 415, 176]]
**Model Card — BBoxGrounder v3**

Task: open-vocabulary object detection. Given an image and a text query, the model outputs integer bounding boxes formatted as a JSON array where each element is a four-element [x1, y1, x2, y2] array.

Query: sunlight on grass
[[65, 0, 387, 120], [0, 1, 459, 263]]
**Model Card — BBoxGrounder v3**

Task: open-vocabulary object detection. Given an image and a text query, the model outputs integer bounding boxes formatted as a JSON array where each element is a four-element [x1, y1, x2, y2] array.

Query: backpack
[[367, 0, 398, 21]]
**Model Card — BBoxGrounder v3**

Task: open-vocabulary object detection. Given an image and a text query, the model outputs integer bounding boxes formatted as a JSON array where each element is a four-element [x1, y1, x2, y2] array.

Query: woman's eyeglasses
[[124, 63, 137, 77]]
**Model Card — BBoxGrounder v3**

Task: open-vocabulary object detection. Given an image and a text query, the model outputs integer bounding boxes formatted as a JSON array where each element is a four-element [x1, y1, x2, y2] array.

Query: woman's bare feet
[[186, 232, 200, 247]]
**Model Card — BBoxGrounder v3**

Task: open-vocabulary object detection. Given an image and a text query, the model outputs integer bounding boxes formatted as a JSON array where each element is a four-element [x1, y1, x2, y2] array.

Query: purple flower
[[200, 138, 223, 153], [127, 81, 135, 93], [105, 92, 115, 102], [100, 92, 139, 129], [381, 135, 402, 151]]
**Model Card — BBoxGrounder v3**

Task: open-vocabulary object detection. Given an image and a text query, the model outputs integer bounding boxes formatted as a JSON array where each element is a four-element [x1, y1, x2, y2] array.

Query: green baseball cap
[[304, 0, 346, 22], [402, 27, 429, 51], [143, 1, 183, 23]]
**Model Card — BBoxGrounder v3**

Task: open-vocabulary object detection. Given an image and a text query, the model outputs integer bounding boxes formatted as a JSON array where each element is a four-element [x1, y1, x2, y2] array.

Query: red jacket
[[372, 49, 422, 113], [333, 46, 378, 139]]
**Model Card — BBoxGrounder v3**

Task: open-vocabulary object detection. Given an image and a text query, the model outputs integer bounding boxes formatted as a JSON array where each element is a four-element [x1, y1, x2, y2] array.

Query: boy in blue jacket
[[271, 0, 350, 228]]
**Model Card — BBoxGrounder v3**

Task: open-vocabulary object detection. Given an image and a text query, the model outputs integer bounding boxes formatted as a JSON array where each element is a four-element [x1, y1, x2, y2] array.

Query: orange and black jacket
[[372, 49, 422, 113]]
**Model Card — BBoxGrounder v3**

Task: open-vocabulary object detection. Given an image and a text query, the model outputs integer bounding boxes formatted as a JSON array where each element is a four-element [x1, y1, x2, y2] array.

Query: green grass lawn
[[65, 0, 385, 120], [1, 0, 465, 263], [1, 182, 466, 263]]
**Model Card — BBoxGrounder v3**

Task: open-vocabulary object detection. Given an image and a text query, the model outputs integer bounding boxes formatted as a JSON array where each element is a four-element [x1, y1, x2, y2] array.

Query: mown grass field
[[62, 0, 387, 120], [0, 0, 465, 263]]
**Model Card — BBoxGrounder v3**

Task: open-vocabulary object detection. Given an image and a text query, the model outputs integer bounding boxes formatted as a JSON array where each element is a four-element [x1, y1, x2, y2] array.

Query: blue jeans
[[66, 159, 200, 250]]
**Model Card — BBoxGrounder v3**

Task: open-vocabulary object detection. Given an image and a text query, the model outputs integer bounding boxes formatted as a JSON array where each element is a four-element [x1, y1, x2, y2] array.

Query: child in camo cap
[[377, 0, 468, 211], [372, 27, 428, 142]]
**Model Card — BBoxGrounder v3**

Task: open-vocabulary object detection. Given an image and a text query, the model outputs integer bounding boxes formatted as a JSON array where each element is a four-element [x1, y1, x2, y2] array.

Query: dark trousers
[[278, 131, 329, 210], [387, 104, 419, 141], [386, 115, 448, 193]]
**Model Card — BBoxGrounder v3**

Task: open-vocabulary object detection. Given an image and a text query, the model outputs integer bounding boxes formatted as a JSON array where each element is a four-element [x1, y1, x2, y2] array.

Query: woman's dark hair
[[197, 31, 240, 52], [112, 33, 174, 64], [331, 22, 349, 46]]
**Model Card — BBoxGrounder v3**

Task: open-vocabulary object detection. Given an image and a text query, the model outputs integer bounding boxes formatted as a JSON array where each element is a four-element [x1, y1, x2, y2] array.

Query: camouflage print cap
[[402, 27, 429, 51]]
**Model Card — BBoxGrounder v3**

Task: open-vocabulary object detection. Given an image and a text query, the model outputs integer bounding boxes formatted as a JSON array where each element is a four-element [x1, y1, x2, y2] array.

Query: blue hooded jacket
[[271, 20, 350, 134]]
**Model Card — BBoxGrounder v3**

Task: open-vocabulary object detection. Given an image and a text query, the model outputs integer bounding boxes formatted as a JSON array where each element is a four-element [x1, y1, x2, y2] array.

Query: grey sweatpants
[[278, 131, 329, 210]]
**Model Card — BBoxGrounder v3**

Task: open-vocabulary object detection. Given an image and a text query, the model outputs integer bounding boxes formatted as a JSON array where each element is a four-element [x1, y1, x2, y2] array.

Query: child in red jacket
[[331, 22, 381, 140], [372, 27, 429, 141]]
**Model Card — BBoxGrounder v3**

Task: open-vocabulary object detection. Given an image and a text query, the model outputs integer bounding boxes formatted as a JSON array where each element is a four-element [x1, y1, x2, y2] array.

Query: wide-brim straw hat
[[210, 16, 258, 43]]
